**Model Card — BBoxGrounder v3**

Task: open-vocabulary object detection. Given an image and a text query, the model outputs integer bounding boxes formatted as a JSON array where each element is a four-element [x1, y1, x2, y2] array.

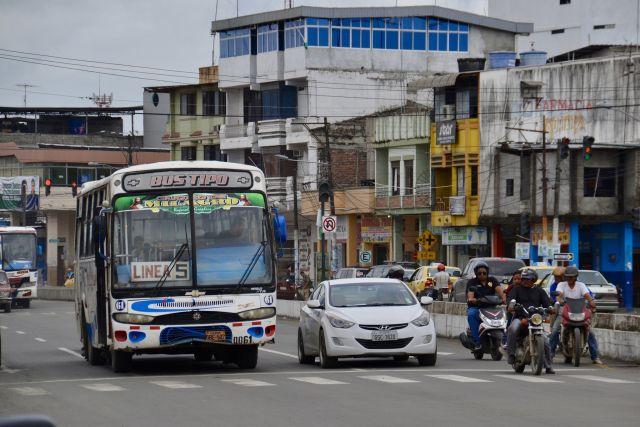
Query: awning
[[407, 73, 459, 93], [520, 80, 544, 88]]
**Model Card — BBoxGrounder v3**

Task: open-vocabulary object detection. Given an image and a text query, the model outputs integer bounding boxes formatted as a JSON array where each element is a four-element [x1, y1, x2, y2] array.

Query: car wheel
[[417, 347, 437, 366], [111, 349, 132, 373], [319, 330, 337, 369], [393, 355, 410, 362], [235, 345, 259, 369], [297, 329, 315, 364]]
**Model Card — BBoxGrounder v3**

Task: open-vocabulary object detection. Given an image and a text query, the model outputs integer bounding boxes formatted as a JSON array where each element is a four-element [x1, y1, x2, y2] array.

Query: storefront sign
[[335, 216, 348, 242], [0, 176, 40, 212], [436, 119, 456, 145], [442, 227, 487, 246], [515, 242, 530, 260], [449, 196, 466, 216], [123, 170, 253, 192], [361, 217, 392, 243], [532, 223, 569, 245]]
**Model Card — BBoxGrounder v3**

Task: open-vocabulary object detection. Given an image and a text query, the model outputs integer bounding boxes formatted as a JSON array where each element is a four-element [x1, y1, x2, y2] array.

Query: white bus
[[74, 161, 283, 372], [0, 226, 38, 308]]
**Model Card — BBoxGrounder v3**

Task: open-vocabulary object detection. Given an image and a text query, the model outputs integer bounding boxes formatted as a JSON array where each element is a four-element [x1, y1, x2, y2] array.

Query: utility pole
[[553, 138, 561, 262], [16, 83, 35, 108], [541, 115, 548, 249], [292, 170, 300, 286], [323, 117, 337, 280]]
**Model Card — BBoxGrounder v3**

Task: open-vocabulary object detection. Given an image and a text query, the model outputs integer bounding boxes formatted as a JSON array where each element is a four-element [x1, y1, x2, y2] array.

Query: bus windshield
[[112, 192, 272, 290], [0, 233, 37, 271]]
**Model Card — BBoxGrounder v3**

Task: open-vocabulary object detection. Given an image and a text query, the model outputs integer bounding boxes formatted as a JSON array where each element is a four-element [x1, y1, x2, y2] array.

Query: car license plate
[[371, 330, 398, 341], [205, 330, 227, 343]]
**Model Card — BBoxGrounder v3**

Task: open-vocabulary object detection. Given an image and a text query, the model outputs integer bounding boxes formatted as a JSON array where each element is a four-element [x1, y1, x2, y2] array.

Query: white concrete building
[[489, 0, 640, 59]]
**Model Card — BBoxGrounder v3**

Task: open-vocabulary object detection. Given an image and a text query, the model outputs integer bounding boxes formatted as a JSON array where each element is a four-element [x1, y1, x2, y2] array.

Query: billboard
[[0, 176, 40, 212]]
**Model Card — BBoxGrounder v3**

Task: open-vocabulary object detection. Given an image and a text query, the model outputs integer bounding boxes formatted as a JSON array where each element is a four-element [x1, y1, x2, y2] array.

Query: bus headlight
[[113, 313, 154, 324], [238, 307, 276, 320]]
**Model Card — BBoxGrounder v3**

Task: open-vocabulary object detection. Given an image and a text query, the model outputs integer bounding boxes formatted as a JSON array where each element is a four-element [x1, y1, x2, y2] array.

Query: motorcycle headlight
[[113, 313, 154, 324], [411, 310, 431, 327], [530, 313, 543, 326], [238, 307, 276, 320], [326, 313, 355, 329], [569, 312, 586, 321]]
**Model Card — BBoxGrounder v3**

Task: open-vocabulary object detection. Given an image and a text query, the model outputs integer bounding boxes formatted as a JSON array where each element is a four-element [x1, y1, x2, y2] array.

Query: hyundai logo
[[377, 325, 390, 330], [192, 312, 202, 321]]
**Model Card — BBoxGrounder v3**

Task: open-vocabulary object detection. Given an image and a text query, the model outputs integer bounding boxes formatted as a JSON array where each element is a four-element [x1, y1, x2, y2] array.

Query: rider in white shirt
[[555, 266, 596, 310]]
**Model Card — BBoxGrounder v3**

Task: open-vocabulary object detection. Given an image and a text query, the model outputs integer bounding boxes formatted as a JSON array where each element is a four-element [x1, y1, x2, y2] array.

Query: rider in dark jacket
[[466, 261, 505, 351]]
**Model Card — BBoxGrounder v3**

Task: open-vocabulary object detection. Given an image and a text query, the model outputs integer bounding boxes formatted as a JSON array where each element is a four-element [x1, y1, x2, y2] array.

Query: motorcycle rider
[[506, 268, 555, 374], [387, 265, 405, 281], [549, 266, 603, 364], [466, 261, 505, 351], [433, 264, 451, 300]]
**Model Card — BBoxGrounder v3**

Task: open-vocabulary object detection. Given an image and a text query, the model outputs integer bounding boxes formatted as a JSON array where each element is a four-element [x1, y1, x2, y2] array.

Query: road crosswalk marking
[[11, 387, 49, 396], [290, 376, 348, 385], [34, 338, 46, 343], [426, 374, 492, 383], [221, 378, 276, 387], [0, 325, 8, 329], [360, 375, 419, 384], [438, 352, 455, 356], [81, 383, 125, 392], [151, 380, 203, 389], [494, 374, 562, 383], [15, 331, 25, 335], [566, 375, 636, 384]]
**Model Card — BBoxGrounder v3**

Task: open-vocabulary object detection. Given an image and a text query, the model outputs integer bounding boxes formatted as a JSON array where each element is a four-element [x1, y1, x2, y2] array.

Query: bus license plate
[[205, 330, 227, 343], [371, 331, 398, 341]]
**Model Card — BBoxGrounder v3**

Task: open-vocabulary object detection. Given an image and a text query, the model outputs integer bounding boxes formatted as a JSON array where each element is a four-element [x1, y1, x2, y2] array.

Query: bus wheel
[[21, 300, 30, 309], [194, 351, 213, 362], [82, 317, 104, 366], [111, 349, 132, 373], [235, 345, 258, 369]]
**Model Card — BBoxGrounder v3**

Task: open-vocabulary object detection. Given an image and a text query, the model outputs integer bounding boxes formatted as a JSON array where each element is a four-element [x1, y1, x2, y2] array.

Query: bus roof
[[79, 161, 265, 195], [0, 226, 37, 234]]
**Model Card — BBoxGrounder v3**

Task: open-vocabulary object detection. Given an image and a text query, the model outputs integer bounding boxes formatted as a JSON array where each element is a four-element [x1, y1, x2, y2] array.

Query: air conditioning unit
[[291, 150, 303, 158], [442, 105, 456, 120]]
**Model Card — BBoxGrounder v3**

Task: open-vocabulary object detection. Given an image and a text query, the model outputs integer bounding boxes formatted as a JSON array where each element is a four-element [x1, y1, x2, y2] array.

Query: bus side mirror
[[273, 214, 287, 245]]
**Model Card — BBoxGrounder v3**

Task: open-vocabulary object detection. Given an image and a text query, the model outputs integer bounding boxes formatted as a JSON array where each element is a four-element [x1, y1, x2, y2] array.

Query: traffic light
[[582, 136, 594, 161], [560, 137, 570, 160], [519, 212, 530, 236], [318, 181, 332, 203], [44, 178, 52, 197], [71, 181, 78, 197]]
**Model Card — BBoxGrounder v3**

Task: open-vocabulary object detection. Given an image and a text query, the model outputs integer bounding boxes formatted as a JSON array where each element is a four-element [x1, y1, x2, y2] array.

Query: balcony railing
[[432, 196, 466, 215], [375, 184, 431, 210]]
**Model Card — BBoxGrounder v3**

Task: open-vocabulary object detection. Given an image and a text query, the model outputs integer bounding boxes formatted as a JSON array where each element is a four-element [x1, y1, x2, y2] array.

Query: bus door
[[92, 207, 108, 346]]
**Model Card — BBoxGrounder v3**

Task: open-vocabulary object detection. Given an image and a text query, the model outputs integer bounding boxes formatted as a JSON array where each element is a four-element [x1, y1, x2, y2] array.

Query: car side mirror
[[307, 299, 323, 309], [507, 299, 516, 310], [420, 296, 434, 306]]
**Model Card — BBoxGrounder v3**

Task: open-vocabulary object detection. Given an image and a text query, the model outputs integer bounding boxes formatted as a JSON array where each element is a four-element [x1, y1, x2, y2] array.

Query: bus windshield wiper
[[237, 240, 267, 286], [154, 241, 188, 290]]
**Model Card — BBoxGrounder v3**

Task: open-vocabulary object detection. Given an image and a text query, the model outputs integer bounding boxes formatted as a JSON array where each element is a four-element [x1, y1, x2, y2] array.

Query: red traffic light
[[45, 178, 52, 196]]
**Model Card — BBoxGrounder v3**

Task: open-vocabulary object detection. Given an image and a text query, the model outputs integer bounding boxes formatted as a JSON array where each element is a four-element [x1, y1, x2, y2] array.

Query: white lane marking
[[494, 374, 562, 383], [81, 383, 126, 392], [11, 387, 49, 396], [290, 376, 348, 385], [426, 374, 492, 383], [0, 325, 8, 330], [15, 330, 25, 335], [259, 347, 298, 359], [439, 352, 454, 356], [360, 375, 419, 384], [566, 375, 636, 384], [0, 366, 23, 374], [41, 312, 57, 315], [34, 338, 47, 343], [150, 380, 202, 389], [57, 347, 84, 359], [221, 378, 275, 387], [65, 311, 75, 315]]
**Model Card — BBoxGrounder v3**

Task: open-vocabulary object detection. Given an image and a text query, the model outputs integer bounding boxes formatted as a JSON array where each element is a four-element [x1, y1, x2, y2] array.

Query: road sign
[[553, 252, 574, 261], [417, 250, 437, 261], [359, 251, 372, 264], [322, 215, 337, 233], [417, 230, 437, 250]]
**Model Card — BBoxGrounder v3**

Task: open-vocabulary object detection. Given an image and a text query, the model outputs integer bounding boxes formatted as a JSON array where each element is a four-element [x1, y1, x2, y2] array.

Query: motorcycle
[[558, 297, 591, 367], [459, 294, 506, 361], [509, 301, 551, 375]]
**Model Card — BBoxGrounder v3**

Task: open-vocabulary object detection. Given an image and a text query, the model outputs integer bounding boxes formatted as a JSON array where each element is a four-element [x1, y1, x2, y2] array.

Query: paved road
[[1, 301, 639, 427]]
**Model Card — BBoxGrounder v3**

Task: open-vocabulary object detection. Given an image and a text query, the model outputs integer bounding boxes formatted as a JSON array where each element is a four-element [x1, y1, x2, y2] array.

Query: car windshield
[[578, 271, 608, 285], [486, 260, 525, 276], [112, 192, 272, 290], [0, 233, 36, 271], [329, 282, 416, 307]]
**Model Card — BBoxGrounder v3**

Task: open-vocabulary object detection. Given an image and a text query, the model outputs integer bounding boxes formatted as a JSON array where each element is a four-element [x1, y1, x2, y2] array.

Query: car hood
[[587, 284, 617, 295], [327, 305, 424, 324]]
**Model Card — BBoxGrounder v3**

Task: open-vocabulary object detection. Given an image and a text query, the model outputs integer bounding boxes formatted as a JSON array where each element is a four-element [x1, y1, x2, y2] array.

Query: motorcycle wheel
[[564, 356, 573, 364], [573, 328, 581, 368], [473, 351, 484, 360], [514, 362, 526, 373], [491, 346, 503, 361], [531, 335, 545, 376]]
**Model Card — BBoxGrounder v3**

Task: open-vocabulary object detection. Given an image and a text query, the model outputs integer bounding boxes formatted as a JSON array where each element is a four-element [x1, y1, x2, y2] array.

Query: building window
[[404, 160, 414, 195], [180, 93, 196, 116], [456, 167, 465, 196], [306, 18, 330, 47], [551, 28, 565, 34], [285, 19, 305, 48], [219, 28, 251, 58], [391, 161, 400, 196], [470, 166, 478, 196], [257, 23, 278, 53], [202, 90, 226, 116], [593, 24, 615, 30], [584, 167, 616, 197], [50, 167, 67, 185], [428, 18, 468, 52], [330, 18, 372, 49], [506, 178, 514, 197], [203, 145, 226, 161], [181, 146, 197, 161], [372, 17, 400, 50], [560, 0, 570, 4], [400, 17, 427, 50]]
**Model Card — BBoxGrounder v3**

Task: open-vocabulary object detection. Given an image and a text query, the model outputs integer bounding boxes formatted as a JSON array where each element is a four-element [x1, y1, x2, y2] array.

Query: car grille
[[359, 323, 408, 331], [356, 337, 413, 349], [149, 311, 242, 325]]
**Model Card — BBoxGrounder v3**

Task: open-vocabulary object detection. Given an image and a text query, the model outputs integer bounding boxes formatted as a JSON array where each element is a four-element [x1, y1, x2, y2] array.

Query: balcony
[[219, 123, 257, 152], [258, 119, 287, 148], [431, 195, 480, 227], [285, 117, 324, 148], [375, 184, 431, 213]]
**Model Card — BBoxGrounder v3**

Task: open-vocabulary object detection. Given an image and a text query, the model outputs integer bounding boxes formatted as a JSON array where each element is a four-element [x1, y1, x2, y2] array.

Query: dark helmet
[[520, 268, 538, 282], [473, 261, 490, 274], [564, 266, 579, 277], [387, 265, 405, 280]]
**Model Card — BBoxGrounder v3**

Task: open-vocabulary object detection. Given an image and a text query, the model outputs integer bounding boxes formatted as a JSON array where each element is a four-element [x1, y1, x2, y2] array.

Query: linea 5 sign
[[436, 119, 456, 145]]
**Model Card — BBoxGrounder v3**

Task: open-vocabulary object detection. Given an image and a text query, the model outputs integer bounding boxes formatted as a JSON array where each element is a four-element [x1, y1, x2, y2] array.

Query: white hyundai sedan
[[297, 278, 437, 368]]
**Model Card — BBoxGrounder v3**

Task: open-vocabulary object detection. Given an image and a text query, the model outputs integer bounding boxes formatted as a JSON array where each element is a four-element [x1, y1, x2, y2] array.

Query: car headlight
[[113, 313, 154, 324], [0, 291, 10, 298], [530, 313, 543, 326], [238, 307, 276, 320], [411, 310, 431, 327], [326, 313, 355, 329]]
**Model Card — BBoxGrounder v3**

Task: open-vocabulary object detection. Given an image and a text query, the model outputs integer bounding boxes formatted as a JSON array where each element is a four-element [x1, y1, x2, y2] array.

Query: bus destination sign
[[123, 170, 253, 192]]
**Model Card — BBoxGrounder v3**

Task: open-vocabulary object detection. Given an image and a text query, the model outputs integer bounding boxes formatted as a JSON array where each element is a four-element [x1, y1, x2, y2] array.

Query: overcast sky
[[0, 0, 486, 133]]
